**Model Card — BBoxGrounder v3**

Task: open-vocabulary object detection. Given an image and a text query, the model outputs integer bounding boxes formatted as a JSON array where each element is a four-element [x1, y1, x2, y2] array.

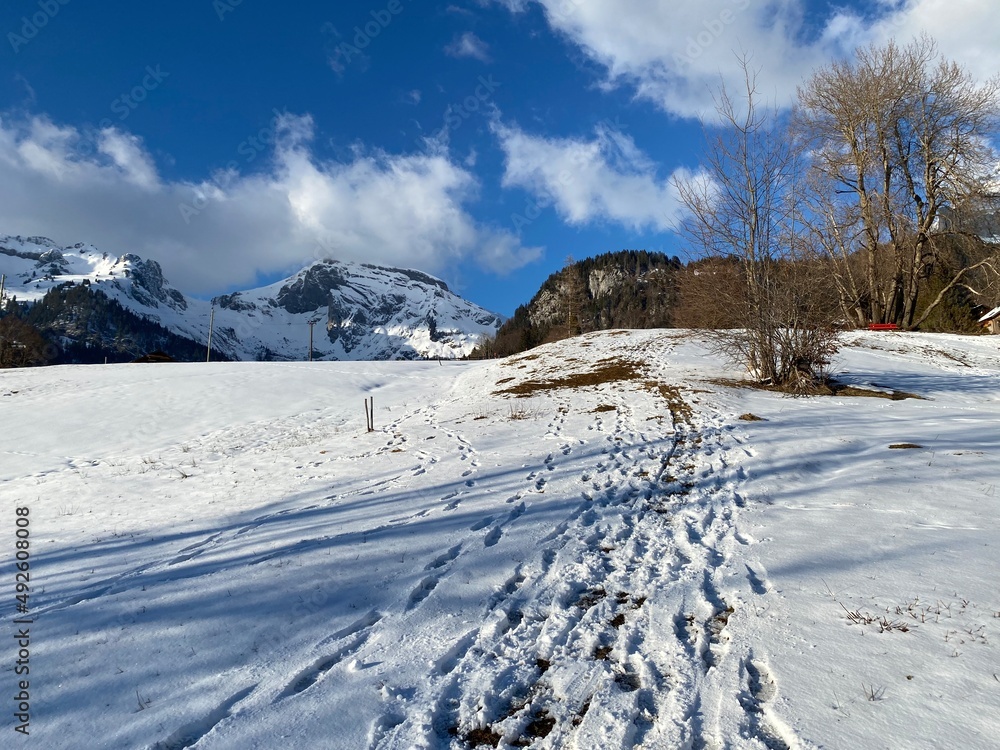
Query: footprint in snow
[[470, 516, 494, 531], [483, 526, 503, 547]]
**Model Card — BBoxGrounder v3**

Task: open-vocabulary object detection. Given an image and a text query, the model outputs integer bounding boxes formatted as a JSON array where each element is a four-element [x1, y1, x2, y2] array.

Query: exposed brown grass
[[495, 359, 644, 397], [841, 603, 911, 633], [831, 383, 922, 400], [711, 377, 922, 401], [651, 382, 694, 426]]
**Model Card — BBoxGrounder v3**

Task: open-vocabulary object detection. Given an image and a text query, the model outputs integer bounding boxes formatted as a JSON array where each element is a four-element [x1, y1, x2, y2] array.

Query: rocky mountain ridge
[[0, 235, 500, 363]]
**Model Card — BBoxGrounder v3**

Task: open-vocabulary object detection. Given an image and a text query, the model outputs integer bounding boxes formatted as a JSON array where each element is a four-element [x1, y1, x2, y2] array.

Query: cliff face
[[207, 259, 501, 361], [479, 250, 681, 358]]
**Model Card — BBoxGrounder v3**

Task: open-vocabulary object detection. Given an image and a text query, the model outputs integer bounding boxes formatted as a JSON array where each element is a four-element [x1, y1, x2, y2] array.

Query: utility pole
[[0, 274, 6, 310], [206, 305, 215, 362], [308, 320, 316, 362]]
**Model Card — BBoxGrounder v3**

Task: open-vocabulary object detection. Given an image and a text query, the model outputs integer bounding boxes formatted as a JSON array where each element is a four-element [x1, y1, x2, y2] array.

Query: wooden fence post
[[365, 396, 374, 432]]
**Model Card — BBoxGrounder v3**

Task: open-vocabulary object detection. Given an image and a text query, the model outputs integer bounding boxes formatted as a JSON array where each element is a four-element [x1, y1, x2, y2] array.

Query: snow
[[0, 236, 499, 361], [979, 305, 1000, 323], [1, 329, 999, 749]]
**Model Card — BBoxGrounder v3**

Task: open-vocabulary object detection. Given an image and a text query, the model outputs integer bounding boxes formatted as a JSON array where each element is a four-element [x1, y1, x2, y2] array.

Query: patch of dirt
[[576, 587, 607, 609], [709, 605, 735, 636], [593, 404, 617, 413], [524, 711, 556, 740], [614, 671, 641, 692], [464, 726, 503, 747], [739, 413, 766, 422], [889, 443, 923, 449]]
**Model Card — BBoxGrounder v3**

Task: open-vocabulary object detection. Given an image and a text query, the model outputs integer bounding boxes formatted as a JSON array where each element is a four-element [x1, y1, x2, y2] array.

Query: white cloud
[[495, 0, 1000, 118], [445, 32, 492, 63], [495, 121, 698, 231], [0, 113, 541, 295], [97, 131, 159, 190], [864, 0, 1000, 83]]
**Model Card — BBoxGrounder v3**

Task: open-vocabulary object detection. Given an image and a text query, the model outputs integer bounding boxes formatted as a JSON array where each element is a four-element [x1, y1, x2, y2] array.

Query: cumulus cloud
[[863, 0, 1000, 83], [445, 32, 493, 63], [495, 121, 699, 231], [0, 112, 540, 294], [495, 0, 1000, 118]]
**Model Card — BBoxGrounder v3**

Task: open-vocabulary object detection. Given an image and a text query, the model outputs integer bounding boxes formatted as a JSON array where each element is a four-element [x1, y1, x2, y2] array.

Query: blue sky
[[1, 1, 997, 315]]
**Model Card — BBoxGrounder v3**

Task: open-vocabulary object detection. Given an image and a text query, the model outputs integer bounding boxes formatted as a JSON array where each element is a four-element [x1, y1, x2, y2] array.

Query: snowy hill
[[2, 329, 998, 748], [0, 234, 188, 312], [205, 259, 501, 361], [0, 235, 501, 361]]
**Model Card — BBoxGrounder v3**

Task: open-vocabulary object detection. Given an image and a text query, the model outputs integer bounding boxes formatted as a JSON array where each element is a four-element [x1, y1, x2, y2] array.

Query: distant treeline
[[0, 283, 216, 366], [472, 240, 992, 360]]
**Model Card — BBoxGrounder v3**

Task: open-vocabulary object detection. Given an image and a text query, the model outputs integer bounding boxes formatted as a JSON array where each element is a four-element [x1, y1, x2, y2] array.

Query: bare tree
[[676, 58, 838, 388], [796, 35, 1000, 328]]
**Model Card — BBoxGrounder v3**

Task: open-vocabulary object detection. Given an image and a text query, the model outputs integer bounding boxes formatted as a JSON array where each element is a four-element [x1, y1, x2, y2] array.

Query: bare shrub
[[675, 58, 840, 389]]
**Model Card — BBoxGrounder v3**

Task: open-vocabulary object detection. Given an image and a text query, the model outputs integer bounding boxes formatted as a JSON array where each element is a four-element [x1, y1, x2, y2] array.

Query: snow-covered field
[[2, 330, 998, 749]]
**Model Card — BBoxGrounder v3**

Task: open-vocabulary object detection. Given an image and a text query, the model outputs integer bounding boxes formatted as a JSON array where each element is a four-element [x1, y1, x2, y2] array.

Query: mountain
[[205, 260, 501, 361], [0, 235, 501, 364], [476, 249, 681, 358]]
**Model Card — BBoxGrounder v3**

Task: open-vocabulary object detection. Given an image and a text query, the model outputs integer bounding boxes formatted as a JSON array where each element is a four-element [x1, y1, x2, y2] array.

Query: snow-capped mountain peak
[[0, 236, 500, 362]]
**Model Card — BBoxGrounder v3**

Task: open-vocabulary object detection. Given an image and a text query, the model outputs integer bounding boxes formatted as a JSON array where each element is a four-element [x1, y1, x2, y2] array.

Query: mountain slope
[[205, 260, 501, 361], [479, 249, 680, 358], [3, 330, 997, 748], [0, 235, 500, 362]]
